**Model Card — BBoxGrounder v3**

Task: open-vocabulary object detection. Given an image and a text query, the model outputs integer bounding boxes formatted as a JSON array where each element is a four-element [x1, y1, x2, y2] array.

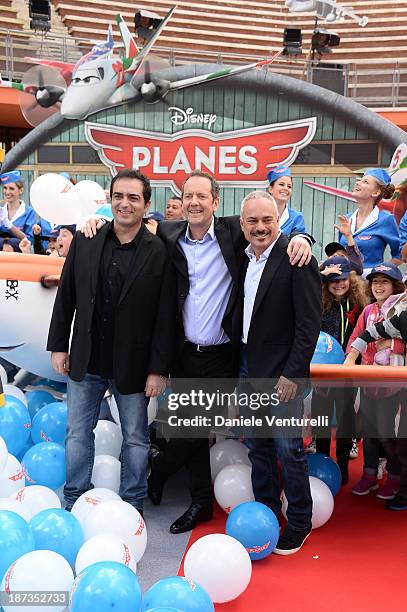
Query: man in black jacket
[[149, 171, 314, 534], [237, 190, 321, 554], [47, 169, 175, 514]]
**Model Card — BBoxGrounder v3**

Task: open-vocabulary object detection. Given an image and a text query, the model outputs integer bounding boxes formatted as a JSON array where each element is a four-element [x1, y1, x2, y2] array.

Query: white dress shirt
[[242, 232, 281, 344]]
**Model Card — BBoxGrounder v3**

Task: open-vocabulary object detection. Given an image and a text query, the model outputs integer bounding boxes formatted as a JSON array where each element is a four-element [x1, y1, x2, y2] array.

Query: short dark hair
[[110, 169, 152, 203], [167, 195, 182, 203], [181, 170, 220, 200]]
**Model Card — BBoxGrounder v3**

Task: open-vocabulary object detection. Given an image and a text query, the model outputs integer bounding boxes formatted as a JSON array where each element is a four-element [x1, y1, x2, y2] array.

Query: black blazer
[[234, 233, 322, 380], [47, 224, 176, 394], [157, 215, 247, 358]]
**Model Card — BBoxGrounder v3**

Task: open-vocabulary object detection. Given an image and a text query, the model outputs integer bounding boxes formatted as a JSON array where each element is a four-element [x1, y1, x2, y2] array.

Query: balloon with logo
[[71, 487, 121, 528], [226, 501, 279, 561], [31, 402, 67, 446], [0, 498, 30, 521], [96, 204, 113, 219], [311, 332, 345, 364], [3, 384, 27, 407], [0, 510, 35, 583], [214, 464, 254, 513], [0, 434, 7, 473], [11, 485, 61, 521], [26, 390, 55, 419], [0, 453, 26, 496], [1, 550, 74, 612], [142, 576, 214, 612], [22, 442, 65, 489], [92, 454, 121, 493], [210, 439, 251, 481], [70, 561, 142, 612], [0, 395, 31, 457], [15, 437, 34, 462], [74, 180, 108, 217], [30, 173, 81, 225], [183, 534, 252, 604], [75, 533, 137, 575], [83, 500, 147, 563], [29, 508, 84, 566]]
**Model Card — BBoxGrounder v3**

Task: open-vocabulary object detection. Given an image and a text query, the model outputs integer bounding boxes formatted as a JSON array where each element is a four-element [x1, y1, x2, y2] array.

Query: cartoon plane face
[[0, 253, 65, 381], [61, 61, 120, 120]]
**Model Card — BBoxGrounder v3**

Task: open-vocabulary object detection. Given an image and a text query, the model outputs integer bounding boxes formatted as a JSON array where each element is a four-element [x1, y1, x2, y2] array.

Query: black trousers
[[160, 341, 235, 505]]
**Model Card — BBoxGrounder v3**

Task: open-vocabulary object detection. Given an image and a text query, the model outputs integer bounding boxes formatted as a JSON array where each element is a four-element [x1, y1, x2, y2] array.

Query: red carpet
[[179, 447, 407, 611]]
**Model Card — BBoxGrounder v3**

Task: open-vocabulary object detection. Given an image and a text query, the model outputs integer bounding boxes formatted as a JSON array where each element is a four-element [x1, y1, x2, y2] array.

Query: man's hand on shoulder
[[81, 217, 107, 238], [51, 351, 70, 375], [287, 236, 312, 267], [145, 373, 167, 397]]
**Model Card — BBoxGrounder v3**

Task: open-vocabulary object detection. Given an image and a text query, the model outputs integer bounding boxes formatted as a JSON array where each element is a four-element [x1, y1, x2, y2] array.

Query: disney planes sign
[[84, 116, 316, 193]]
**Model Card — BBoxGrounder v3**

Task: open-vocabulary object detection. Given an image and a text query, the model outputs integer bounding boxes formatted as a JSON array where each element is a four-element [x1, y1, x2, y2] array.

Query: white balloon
[[10, 485, 61, 521], [282, 476, 334, 529], [0, 435, 8, 473], [83, 499, 147, 563], [30, 173, 81, 225], [184, 534, 252, 603], [91, 454, 121, 493], [94, 420, 123, 459], [0, 497, 30, 521], [1, 550, 74, 612], [3, 385, 27, 407], [71, 488, 121, 528], [0, 453, 25, 497], [73, 180, 107, 217], [214, 464, 254, 513], [210, 439, 250, 481], [0, 364, 7, 387], [109, 396, 157, 426], [75, 533, 137, 575]]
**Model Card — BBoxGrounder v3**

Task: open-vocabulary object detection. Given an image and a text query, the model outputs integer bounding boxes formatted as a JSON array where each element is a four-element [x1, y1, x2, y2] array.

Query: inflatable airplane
[[0, 7, 283, 124], [285, 0, 368, 27], [0, 253, 65, 381]]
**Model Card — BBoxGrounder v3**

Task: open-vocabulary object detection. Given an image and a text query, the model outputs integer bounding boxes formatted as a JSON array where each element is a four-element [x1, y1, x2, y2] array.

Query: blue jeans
[[239, 346, 312, 531], [64, 373, 149, 509]]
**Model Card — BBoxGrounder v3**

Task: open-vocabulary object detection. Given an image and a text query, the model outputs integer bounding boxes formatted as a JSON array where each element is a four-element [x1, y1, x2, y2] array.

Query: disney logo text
[[168, 106, 217, 129]]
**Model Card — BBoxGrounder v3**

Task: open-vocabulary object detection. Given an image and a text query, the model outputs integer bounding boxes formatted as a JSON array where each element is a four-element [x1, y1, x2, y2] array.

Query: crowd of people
[[1, 163, 407, 557]]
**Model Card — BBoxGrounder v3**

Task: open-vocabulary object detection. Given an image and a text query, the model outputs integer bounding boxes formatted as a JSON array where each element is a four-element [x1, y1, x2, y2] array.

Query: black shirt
[[87, 222, 143, 378]]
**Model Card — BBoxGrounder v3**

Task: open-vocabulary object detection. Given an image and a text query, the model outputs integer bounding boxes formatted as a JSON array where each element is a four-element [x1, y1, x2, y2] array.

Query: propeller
[[131, 53, 176, 105], [20, 65, 66, 127]]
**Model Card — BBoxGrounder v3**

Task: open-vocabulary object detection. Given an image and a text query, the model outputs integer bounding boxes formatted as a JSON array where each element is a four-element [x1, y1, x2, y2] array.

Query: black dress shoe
[[169, 503, 213, 534], [147, 447, 165, 506]]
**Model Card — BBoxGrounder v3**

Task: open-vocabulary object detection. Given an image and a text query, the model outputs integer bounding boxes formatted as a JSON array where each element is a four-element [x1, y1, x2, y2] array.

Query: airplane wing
[[25, 58, 75, 83], [168, 49, 284, 92], [304, 181, 356, 202], [118, 6, 177, 73]]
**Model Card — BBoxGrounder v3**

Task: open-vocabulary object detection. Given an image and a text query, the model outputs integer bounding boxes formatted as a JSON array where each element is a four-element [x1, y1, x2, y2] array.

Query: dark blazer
[[157, 215, 247, 358], [234, 233, 322, 380], [47, 223, 176, 394]]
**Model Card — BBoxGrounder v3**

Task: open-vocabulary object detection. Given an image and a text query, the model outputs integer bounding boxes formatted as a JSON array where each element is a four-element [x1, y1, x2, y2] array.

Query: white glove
[[0, 206, 12, 229]]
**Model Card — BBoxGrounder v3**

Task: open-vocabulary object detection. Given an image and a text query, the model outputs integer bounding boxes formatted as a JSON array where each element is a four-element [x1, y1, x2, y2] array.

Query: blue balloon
[[70, 561, 142, 612], [0, 395, 31, 456], [226, 501, 280, 561], [32, 379, 67, 393], [0, 511, 35, 582], [307, 453, 342, 496], [22, 442, 65, 489], [29, 508, 83, 566], [142, 576, 214, 612], [31, 402, 67, 445], [96, 204, 113, 219], [26, 390, 55, 419], [311, 332, 345, 365]]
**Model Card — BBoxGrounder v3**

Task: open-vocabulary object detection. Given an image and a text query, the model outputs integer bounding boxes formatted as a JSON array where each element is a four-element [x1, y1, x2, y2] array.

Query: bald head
[[240, 191, 280, 257]]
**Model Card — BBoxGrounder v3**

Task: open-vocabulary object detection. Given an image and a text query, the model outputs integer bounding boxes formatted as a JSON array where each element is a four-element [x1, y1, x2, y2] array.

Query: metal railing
[[1, 27, 407, 107]]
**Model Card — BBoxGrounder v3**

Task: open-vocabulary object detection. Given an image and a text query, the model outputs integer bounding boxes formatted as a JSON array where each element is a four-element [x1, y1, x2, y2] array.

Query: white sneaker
[[350, 439, 359, 460], [377, 457, 387, 480]]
